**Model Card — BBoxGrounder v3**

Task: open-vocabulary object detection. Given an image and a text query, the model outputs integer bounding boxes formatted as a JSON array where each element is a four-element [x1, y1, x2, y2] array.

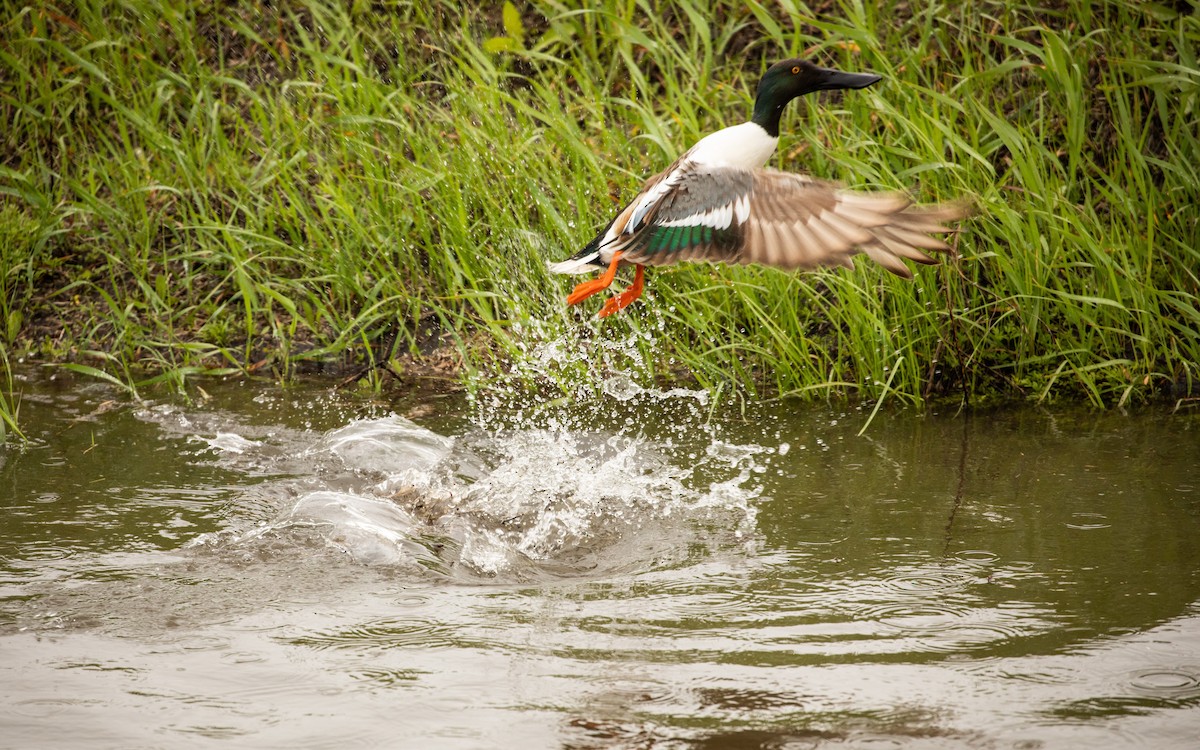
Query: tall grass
[[0, 0, 1197, 431]]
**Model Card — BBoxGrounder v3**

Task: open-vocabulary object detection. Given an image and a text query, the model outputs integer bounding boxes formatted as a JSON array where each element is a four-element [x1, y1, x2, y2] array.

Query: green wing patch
[[646, 224, 715, 254]]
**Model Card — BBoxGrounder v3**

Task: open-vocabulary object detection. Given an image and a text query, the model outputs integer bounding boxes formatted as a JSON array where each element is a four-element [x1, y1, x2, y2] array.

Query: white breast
[[687, 122, 779, 169]]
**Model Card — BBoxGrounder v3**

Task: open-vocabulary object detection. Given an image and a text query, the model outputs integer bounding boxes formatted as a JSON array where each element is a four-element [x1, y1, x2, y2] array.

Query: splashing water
[[185, 322, 773, 579]]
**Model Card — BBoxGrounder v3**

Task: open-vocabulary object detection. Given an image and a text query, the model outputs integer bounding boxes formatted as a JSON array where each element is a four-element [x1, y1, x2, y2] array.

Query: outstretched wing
[[615, 166, 965, 278]]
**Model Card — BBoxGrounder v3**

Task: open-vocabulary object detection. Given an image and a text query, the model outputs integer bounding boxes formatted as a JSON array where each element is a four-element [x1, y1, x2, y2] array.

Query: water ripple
[[879, 568, 978, 595], [19, 543, 76, 562], [1065, 512, 1112, 531], [997, 666, 1082, 685], [1127, 666, 1200, 699], [288, 620, 464, 652], [953, 549, 1000, 565], [350, 667, 426, 688], [858, 602, 970, 633]]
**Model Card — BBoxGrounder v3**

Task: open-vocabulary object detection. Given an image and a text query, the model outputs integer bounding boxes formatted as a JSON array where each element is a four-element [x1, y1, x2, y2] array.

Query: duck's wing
[[617, 166, 966, 278]]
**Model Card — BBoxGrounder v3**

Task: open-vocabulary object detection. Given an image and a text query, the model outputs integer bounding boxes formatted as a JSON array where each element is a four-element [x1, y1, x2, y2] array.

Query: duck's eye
[[791, 66, 800, 74]]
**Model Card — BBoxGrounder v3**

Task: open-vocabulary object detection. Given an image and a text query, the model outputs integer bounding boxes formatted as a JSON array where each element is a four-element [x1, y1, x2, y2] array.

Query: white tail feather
[[547, 252, 599, 275]]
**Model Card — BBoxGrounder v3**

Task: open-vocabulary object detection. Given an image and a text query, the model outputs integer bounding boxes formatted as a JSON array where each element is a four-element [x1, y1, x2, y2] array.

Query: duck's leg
[[566, 251, 623, 306], [598, 263, 645, 318]]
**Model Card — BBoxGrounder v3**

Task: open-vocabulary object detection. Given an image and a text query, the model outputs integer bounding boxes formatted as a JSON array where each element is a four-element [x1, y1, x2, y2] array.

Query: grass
[[0, 0, 1198, 439]]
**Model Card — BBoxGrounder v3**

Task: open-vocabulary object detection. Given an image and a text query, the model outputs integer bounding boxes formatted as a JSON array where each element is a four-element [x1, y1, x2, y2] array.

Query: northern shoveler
[[550, 58, 965, 317]]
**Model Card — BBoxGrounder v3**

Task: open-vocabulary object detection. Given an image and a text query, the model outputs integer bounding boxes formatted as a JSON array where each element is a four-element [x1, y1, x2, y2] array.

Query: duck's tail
[[548, 219, 616, 275], [547, 250, 600, 275]]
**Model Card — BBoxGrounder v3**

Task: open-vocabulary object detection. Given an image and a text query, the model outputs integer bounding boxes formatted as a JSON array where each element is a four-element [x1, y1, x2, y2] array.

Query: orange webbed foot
[[598, 264, 645, 318], [567, 278, 609, 306], [565, 251, 624, 306]]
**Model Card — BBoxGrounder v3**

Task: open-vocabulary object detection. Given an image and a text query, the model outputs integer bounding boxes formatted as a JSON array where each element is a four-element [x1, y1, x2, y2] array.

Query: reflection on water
[[1, 361, 1199, 748]]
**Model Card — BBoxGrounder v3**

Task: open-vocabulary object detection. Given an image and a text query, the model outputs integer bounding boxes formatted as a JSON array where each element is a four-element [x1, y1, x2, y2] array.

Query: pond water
[[2, 359, 1199, 749]]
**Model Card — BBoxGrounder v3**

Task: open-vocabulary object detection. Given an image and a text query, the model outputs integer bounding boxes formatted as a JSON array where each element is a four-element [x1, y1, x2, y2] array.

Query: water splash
[[184, 320, 772, 579]]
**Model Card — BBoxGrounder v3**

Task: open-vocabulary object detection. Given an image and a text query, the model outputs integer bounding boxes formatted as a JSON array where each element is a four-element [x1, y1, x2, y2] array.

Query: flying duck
[[550, 58, 965, 317]]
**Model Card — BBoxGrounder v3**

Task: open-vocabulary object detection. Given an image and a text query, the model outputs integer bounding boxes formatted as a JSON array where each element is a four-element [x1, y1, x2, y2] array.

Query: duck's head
[[752, 58, 882, 136], [759, 58, 883, 98]]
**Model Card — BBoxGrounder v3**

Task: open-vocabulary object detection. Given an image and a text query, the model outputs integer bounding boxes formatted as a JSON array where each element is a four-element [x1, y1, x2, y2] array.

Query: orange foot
[[599, 264, 645, 318], [567, 251, 623, 306]]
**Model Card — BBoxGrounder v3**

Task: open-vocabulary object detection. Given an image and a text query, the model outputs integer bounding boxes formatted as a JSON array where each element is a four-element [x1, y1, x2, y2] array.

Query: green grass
[[1, 0, 1198, 437]]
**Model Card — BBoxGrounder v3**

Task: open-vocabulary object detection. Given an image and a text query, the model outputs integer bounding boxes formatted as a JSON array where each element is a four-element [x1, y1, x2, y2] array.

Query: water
[[2, 363, 1199, 749]]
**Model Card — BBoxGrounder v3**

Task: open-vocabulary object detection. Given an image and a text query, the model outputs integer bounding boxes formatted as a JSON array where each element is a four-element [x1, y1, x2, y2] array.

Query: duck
[[550, 58, 965, 318]]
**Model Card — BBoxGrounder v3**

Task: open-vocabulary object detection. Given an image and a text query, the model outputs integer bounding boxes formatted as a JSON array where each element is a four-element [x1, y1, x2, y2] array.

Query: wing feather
[[820, 209, 876, 246], [578, 162, 965, 279]]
